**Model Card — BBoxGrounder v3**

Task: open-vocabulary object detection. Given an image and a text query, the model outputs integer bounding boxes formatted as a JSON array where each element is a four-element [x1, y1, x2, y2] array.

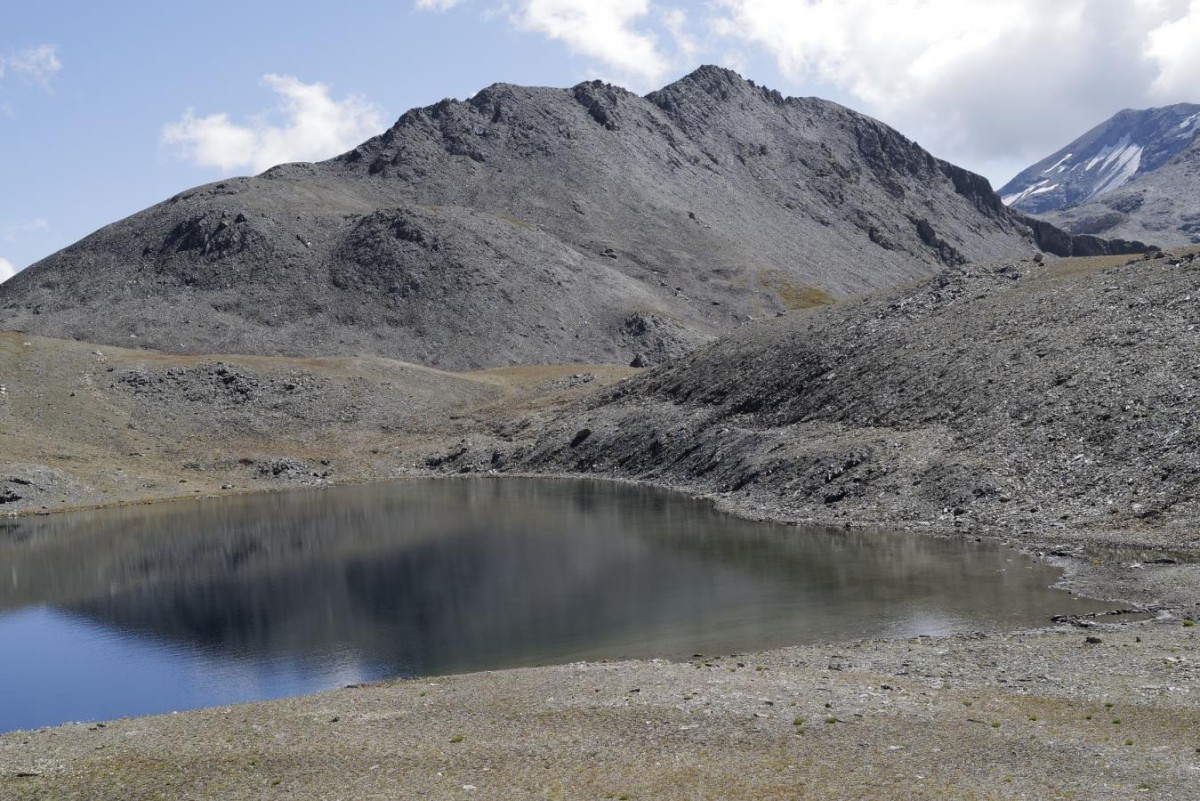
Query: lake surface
[[0, 478, 1110, 733]]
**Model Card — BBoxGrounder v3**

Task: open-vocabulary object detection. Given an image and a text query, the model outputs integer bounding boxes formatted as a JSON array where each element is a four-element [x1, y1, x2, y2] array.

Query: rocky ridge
[[0, 67, 1146, 370]]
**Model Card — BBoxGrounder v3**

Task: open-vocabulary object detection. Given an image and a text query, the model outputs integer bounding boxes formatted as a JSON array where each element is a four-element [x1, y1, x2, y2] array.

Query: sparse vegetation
[[758, 269, 836, 310]]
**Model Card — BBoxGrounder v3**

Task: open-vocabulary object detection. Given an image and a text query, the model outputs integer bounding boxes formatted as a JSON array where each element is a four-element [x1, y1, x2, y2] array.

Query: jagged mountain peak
[[652, 64, 759, 98], [1036, 130, 1200, 247]]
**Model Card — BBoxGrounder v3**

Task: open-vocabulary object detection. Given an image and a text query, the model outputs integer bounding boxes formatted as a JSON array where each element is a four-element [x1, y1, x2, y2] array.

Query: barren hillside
[[0, 67, 1144, 369]]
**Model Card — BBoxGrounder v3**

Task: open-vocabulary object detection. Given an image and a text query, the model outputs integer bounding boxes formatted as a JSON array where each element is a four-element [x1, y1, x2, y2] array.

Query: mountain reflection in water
[[0, 478, 1109, 731]]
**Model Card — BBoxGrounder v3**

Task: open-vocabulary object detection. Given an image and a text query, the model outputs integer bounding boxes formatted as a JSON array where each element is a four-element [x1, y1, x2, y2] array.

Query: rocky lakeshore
[[1, 611, 1196, 799], [1, 467, 1198, 800]]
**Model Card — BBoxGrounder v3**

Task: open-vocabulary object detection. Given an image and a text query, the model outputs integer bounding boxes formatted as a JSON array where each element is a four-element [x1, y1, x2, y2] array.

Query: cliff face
[[0, 67, 1141, 369]]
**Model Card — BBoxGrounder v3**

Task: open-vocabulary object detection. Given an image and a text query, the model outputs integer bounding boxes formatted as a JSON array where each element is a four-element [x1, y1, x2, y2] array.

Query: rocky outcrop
[[1015, 214, 1153, 257]]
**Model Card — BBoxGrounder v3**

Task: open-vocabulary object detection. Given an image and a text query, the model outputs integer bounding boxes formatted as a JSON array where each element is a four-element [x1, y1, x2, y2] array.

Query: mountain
[[1037, 133, 1200, 247], [0, 66, 1145, 370], [999, 103, 1200, 222]]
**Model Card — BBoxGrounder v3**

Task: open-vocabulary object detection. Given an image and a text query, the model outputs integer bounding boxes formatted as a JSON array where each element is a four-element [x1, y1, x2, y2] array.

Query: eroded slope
[[478, 248, 1200, 547]]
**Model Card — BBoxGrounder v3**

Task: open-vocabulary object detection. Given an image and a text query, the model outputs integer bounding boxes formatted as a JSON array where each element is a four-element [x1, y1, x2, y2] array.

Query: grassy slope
[[0, 331, 633, 515]]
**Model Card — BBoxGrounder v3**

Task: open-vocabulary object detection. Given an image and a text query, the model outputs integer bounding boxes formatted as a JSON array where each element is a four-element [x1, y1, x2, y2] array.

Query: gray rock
[[507, 247, 1200, 536], [0, 66, 1139, 370]]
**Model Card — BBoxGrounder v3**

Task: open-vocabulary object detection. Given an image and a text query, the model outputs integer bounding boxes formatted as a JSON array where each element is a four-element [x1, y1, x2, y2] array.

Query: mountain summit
[[999, 104, 1200, 216], [0, 67, 1145, 369]]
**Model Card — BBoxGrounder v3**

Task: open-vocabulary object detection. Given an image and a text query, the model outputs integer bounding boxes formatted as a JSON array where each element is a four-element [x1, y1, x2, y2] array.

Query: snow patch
[[1099, 134, 1132, 171], [1085, 135, 1128, 172], [1041, 153, 1073, 175], [1091, 144, 1143, 198], [1177, 113, 1200, 140], [1002, 179, 1057, 206]]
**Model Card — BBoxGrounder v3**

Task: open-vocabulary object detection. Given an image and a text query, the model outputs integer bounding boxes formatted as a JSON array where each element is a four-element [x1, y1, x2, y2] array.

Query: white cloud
[[1145, 1, 1200, 101], [712, 0, 1200, 182], [161, 74, 384, 174], [662, 7, 699, 63], [512, 0, 675, 89], [415, 0, 678, 87], [0, 45, 61, 86], [0, 257, 19, 284], [415, 0, 681, 86]]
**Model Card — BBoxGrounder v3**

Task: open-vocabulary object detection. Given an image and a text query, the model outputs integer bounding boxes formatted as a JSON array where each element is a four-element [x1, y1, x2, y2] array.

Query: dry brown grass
[[0, 333, 633, 516], [758, 269, 836, 309], [1035, 244, 1200, 284], [468, 364, 637, 387], [1040, 253, 1145, 279]]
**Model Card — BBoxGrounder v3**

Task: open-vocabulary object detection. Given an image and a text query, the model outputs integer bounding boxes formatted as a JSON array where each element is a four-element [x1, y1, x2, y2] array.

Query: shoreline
[[3, 615, 1196, 798], [3, 473, 1198, 799]]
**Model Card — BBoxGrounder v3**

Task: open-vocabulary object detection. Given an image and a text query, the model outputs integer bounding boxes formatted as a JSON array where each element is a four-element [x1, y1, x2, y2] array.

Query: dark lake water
[[0, 478, 1110, 733]]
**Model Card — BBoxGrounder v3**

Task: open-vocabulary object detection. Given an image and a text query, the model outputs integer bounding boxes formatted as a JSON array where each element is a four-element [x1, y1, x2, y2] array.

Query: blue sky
[[3, 1, 1200, 280]]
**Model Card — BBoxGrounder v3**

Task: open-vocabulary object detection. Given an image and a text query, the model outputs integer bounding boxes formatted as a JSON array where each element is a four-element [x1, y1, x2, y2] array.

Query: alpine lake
[[0, 477, 1115, 733]]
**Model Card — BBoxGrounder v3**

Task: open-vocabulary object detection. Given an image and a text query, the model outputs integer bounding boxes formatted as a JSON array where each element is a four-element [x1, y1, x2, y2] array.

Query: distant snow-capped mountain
[[1037, 130, 1200, 247], [999, 104, 1200, 215]]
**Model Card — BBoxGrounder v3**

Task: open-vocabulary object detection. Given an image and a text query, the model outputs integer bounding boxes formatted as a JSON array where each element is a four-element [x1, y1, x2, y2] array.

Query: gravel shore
[[2, 613, 1196, 800], [2, 469, 1198, 800]]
